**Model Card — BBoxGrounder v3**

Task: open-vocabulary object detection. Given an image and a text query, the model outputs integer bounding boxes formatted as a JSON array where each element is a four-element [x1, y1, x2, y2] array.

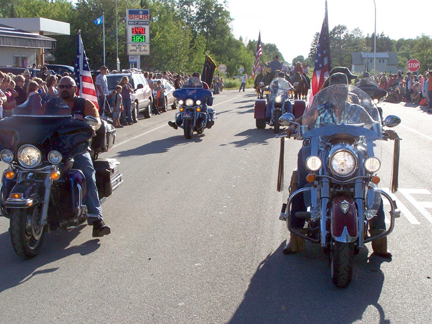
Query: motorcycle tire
[[273, 110, 282, 134], [330, 241, 354, 288], [184, 119, 193, 139], [256, 119, 266, 129], [10, 206, 45, 259]]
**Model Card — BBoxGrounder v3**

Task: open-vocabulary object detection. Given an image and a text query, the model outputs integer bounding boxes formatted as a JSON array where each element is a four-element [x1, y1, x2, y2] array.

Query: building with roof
[[0, 18, 70, 68], [351, 52, 399, 74]]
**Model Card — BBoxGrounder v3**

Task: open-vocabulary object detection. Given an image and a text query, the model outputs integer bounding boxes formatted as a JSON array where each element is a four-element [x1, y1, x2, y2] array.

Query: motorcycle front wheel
[[330, 241, 354, 288], [273, 110, 281, 134], [10, 206, 45, 259], [183, 119, 193, 139]]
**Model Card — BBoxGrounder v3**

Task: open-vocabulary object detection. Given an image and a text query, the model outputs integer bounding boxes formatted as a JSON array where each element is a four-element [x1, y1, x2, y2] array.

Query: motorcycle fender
[[331, 196, 358, 243], [254, 99, 267, 119], [4, 181, 42, 208]]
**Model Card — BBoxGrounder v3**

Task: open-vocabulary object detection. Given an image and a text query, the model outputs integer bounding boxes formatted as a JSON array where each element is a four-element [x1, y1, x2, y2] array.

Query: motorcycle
[[254, 77, 293, 133], [172, 77, 215, 139], [277, 84, 402, 288], [0, 97, 122, 259]]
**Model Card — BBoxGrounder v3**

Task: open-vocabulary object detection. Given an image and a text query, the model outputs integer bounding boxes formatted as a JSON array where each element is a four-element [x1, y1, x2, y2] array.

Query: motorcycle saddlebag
[[293, 100, 306, 119], [91, 120, 116, 154], [254, 99, 267, 119], [94, 158, 122, 199]]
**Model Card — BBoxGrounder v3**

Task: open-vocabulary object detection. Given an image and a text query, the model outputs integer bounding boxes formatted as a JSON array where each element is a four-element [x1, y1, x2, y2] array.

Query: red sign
[[407, 59, 420, 72]]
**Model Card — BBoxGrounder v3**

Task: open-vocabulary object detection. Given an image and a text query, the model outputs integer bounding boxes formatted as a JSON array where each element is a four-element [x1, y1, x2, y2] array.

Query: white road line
[[382, 188, 420, 225], [113, 94, 243, 148], [400, 124, 432, 141], [399, 188, 432, 224]]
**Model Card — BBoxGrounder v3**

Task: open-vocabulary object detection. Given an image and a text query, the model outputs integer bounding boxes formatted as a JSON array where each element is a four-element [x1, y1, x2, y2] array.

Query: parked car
[[152, 78, 177, 112], [45, 64, 75, 76], [0, 67, 55, 78], [106, 71, 153, 120]]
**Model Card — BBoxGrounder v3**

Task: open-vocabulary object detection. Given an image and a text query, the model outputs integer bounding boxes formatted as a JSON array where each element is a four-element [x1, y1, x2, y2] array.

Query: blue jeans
[[73, 151, 103, 224], [121, 98, 132, 124], [290, 146, 385, 231], [239, 82, 245, 92], [428, 90, 432, 109]]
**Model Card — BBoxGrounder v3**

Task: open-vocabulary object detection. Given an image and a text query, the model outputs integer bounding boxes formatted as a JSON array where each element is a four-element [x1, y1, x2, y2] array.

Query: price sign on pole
[[126, 9, 150, 56]]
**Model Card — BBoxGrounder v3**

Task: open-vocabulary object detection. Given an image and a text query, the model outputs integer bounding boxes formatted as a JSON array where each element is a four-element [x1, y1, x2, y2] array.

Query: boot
[[370, 229, 392, 259], [283, 228, 307, 255]]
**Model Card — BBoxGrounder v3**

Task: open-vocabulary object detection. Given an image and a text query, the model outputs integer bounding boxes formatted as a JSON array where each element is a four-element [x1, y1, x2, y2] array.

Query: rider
[[58, 76, 111, 237], [283, 70, 391, 258], [265, 72, 293, 124], [168, 72, 214, 129], [264, 55, 283, 73]]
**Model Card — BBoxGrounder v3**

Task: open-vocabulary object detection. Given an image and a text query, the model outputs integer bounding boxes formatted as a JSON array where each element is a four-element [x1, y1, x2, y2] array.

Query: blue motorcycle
[[172, 77, 215, 139]]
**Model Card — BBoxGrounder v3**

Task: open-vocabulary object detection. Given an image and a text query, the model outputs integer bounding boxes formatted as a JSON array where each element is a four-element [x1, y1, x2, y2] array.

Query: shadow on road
[[222, 128, 276, 147], [115, 135, 203, 158], [228, 242, 389, 324], [0, 225, 100, 294]]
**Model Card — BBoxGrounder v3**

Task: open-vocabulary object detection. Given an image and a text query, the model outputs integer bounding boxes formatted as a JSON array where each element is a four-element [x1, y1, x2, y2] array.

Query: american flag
[[309, 1, 331, 107], [74, 31, 99, 110], [251, 32, 262, 79]]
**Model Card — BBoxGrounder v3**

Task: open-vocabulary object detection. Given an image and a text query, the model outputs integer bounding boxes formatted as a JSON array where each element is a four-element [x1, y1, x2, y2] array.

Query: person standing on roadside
[[14, 75, 27, 105], [427, 71, 432, 111], [239, 74, 246, 92], [119, 76, 134, 125], [95, 65, 109, 114]]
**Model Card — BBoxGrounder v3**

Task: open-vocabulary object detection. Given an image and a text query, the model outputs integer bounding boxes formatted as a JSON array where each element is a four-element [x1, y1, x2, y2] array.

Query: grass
[[223, 78, 255, 90]]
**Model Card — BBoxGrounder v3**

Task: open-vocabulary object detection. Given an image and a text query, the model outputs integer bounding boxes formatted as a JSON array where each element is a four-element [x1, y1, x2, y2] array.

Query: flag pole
[[103, 12, 106, 66], [77, 30, 83, 97]]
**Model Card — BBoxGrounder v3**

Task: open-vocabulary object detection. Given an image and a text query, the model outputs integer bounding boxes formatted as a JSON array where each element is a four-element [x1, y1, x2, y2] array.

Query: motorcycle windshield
[[269, 78, 291, 100], [302, 84, 382, 135], [182, 77, 204, 89], [0, 96, 93, 162], [356, 77, 387, 100]]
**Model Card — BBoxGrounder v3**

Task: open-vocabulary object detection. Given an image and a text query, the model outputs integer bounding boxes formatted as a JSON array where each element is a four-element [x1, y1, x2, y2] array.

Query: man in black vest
[[58, 76, 111, 237]]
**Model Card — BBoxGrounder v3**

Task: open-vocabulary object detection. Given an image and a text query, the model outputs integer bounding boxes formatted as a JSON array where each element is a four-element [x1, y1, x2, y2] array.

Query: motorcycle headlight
[[48, 150, 63, 165], [178, 100, 184, 105], [275, 95, 282, 103], [185, 99, 194, 107], [330, 150, 357, 177], [18, 145, 42, 168], [305, 156, 322, 172], [196, 100, 202, 105], [364, 157, 381, 173], [1, 149, 14, 163]]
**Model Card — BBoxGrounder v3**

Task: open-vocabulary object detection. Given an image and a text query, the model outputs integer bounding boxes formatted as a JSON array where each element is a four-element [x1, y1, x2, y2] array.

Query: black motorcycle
[[0, 97, 122, 258]]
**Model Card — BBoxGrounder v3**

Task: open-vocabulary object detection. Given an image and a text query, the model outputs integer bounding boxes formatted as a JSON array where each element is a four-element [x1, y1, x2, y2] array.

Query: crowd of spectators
[[374, 70, 432, 108]]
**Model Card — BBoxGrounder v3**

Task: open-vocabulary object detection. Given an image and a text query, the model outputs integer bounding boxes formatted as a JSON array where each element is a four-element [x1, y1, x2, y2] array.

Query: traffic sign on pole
[[407, 59, 420, 72]]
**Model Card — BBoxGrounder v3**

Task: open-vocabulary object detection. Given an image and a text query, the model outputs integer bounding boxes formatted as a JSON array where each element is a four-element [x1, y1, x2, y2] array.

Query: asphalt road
[[0, 89, 431, 324]]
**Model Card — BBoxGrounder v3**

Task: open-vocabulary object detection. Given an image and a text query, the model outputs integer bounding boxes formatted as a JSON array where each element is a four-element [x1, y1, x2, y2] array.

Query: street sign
[[126, 9, 150, 56], [218, 64, 227, 73], [238, 66, 244, 73], [407, 59, 420, 72]]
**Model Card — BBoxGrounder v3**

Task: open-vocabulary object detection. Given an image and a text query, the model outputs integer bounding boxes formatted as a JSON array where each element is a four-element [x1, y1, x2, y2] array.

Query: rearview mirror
[[84, 115, 99, 127], [383, 115, 401, 128], [279, 113, 296, 127]]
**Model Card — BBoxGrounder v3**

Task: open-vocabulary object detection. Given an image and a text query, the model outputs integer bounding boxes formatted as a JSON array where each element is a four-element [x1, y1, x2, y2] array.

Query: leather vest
[[72, 97, 86, 120]]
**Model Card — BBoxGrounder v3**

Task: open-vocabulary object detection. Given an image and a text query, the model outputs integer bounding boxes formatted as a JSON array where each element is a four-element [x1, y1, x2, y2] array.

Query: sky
[[226, 0, 432, 65]]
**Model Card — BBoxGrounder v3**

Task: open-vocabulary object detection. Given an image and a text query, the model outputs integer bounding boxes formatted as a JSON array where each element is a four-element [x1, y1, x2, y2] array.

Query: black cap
[[330, 66, 357, 80], [329, 72, 348, 85]]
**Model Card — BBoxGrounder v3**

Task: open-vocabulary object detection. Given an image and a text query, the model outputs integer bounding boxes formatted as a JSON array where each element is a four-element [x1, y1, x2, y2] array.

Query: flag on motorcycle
[[309, 0, 332, 107], [74, 30, 99, 110], [202, 53, 217, 87], [251, 31, 262, 79]]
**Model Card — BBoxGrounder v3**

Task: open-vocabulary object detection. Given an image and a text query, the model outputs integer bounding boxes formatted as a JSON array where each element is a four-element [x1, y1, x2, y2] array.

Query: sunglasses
[[58, 84, 74, 89]]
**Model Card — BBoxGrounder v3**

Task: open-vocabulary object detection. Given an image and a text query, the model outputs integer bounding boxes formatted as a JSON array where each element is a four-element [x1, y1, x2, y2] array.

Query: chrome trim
[[332, 226, 358, 243], [364, 189, 399, 243]]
